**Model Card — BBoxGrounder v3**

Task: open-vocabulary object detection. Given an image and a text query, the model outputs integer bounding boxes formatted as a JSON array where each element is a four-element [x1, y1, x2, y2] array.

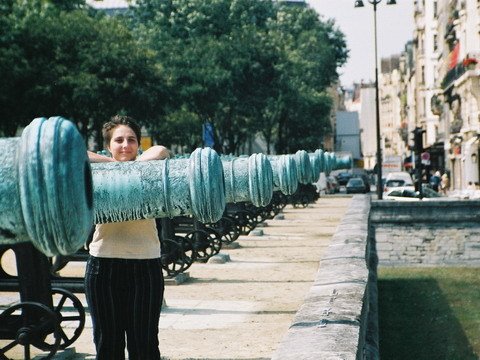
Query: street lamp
[[354, 0, 396, 200]]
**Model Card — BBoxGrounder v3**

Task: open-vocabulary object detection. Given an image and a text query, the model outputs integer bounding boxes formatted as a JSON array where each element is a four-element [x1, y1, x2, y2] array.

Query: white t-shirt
[[89, 219, 161, 259]]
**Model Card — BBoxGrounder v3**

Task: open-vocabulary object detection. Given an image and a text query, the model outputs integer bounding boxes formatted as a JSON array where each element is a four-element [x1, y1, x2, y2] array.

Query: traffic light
[[412, 127, 425, 153]]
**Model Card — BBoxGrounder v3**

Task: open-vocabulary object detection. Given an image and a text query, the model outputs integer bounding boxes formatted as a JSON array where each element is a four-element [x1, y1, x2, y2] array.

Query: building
[[335, 111, 361, 162]]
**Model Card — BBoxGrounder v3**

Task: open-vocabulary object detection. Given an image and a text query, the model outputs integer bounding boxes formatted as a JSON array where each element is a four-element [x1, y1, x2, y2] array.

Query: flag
[[448, 43, 460, 70], [202, 122, 215, 148]]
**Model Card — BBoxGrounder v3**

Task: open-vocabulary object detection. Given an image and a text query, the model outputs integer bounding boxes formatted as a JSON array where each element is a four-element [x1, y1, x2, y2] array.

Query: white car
[[384, 186, 452, 201], [384, 172, 414, 193]]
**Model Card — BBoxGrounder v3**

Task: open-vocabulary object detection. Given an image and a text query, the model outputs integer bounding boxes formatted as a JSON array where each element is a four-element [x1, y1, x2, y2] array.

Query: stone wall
[[272, 195, 377, 360], [273, 197, 480, 360], [370, 200, 480, 266]]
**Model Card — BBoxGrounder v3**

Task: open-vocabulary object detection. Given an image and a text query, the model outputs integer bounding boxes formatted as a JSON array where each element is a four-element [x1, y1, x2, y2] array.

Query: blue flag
[[203, 122, 215, 148]]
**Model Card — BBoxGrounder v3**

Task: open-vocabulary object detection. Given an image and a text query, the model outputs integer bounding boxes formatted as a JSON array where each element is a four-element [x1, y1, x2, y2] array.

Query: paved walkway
[[0, 196, 351, 360]]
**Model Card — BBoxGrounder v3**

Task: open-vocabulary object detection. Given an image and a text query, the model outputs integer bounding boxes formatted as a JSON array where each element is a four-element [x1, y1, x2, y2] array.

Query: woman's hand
[[88, 151, 114, 163], [137, 145, 170, 161]]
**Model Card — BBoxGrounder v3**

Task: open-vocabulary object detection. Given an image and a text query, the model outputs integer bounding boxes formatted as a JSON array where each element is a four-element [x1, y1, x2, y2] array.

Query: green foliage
[[0, 0, 166, 142], [1, 0, 347, 153], [130, 0, 347, 153]]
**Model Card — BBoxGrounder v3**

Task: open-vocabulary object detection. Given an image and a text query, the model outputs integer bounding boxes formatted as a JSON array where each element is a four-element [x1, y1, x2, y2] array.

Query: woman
[[86, 115, 169, 359]]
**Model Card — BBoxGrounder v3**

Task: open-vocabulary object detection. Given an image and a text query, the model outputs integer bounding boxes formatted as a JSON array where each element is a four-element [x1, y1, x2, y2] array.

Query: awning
[[403, 155, 414, 169]]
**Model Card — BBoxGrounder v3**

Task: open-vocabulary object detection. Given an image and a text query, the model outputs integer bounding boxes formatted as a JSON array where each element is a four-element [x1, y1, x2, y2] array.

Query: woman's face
[[107, 125, 139, 162]]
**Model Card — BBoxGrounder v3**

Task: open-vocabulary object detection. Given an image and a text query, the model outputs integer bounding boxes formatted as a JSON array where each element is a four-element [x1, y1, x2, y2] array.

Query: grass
[[378, 267, 480, 360]]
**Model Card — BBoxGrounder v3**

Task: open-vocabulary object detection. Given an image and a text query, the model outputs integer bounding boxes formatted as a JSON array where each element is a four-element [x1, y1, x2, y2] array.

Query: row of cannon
[[0, 116, 351, 359], [0, 116, 350, 257]]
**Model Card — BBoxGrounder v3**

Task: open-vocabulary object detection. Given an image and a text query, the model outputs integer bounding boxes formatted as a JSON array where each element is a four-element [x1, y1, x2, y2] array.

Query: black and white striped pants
[[85, 256, 164, 360]]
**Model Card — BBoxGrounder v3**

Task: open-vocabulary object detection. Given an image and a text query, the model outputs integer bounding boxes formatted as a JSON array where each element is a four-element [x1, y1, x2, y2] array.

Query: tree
[[262, 4, 348, 153], [0, 0, 167, 145], [131, 0, 280, 153]]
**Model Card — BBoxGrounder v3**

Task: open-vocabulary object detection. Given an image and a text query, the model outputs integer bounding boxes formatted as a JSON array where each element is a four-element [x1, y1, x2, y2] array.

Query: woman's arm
[[137, 145, 170, 161], [87, 151, 114, 163]]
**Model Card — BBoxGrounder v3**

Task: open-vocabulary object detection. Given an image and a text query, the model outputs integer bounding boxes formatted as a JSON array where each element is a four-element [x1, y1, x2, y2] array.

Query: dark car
[[346, 177, 368, 194], [336, 172, 352, 186]]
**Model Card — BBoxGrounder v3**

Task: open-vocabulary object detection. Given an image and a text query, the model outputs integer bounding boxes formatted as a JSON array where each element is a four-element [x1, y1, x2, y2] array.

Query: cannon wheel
[[0, 302, 61, 360], [274, 193, 288, 210], [51, 288, 85, 350], [185, 229, 222, 262], [161, 236, 196, 277], [211, 217, 240, 245], [292, 194, 310, 208], [264, 204, 278, 220], [232, 210, 257, 235]]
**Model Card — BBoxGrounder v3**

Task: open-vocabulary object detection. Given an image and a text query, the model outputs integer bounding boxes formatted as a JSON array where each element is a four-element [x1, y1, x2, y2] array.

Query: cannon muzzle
[[0, 117, 94, 256]]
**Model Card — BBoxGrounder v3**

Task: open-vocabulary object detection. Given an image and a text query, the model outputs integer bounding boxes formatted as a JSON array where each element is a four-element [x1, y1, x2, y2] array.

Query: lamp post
[[354, 0, 396, 200]]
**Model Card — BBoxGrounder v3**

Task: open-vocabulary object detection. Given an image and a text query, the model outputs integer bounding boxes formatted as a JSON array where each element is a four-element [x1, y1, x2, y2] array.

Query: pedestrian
[[85, 114, 170, 360], [441, 172, 449, 195], [429, 171, 441, 192]]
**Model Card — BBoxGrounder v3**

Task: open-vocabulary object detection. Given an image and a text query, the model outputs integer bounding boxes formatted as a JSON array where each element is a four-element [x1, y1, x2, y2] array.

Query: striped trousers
[[85, 256, 164, 360]]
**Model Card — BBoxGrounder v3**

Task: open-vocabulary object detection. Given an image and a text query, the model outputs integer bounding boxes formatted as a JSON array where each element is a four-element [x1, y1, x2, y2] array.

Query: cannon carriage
[[0, 118, 92, 359], [0, 244, 86, 360]]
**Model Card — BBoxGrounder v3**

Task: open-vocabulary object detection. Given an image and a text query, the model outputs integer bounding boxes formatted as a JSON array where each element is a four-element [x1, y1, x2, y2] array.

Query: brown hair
[[102, 115, 141, 148]]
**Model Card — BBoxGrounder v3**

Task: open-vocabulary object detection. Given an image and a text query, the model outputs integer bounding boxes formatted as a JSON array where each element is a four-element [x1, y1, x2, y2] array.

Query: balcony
[[450, 119, 463, 134], [441, 64, 466, 90]]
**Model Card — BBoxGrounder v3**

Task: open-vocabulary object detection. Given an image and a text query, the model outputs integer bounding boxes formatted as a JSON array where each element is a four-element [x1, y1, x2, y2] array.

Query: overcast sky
[[306, 0, 414, 88]]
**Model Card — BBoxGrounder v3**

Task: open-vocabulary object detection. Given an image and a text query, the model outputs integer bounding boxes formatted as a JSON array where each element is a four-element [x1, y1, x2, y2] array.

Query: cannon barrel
[[334, 154, 353, 170], [295, 150, 313, 184], [0, 117, 94, 256], [323, 151, 333, 175], [267, 155, 298, 195], [221, 154, 273, 207], [308, 151, 321, 183], [91, 147, 226, 224]]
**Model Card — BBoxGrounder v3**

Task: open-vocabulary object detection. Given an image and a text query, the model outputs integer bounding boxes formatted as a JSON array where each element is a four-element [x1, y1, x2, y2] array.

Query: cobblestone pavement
[[0, 195, 351, 360]]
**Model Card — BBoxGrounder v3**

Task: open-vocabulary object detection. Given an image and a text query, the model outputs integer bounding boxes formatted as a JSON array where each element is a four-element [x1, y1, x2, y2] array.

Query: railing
[[441, 63, 466, 89]]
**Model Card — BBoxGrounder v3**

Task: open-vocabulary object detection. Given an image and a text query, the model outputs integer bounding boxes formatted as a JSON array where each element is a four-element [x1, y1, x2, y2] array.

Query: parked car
[[385, 179, 406, 187], [384, 185, 453, 201], [326, 176, 340, 194], [346, 177, 368, 194], [384, 172, 413, 192], [354, 172, 371, 192], [336, 172, 352, 186]]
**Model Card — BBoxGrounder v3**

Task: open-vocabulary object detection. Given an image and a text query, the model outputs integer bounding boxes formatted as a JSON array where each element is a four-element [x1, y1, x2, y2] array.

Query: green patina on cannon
[[322, 151, 334, 175], [294, 150, 314, 184], [221, 153, 273, 207], [334, 154, 353, 170], [91, 147, 226, 225], [267, 155, 298, 195], [0, 117, 94, 256], [0, 117, 227, 255], [309, 150, 323, 183]]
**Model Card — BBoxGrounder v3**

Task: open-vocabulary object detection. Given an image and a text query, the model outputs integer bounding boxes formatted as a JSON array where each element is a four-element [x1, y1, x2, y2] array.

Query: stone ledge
[[271, 324, 360, 360], [370, 199, 480, 223], [271, 195, 375, 360]]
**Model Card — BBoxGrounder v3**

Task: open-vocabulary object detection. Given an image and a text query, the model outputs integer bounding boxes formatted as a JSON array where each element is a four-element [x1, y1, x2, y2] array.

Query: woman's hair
[[102, 115, 141, 148]]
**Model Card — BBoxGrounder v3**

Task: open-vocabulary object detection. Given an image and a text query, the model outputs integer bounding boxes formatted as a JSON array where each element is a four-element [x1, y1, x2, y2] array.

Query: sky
[[307, 0, 415, 88]]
